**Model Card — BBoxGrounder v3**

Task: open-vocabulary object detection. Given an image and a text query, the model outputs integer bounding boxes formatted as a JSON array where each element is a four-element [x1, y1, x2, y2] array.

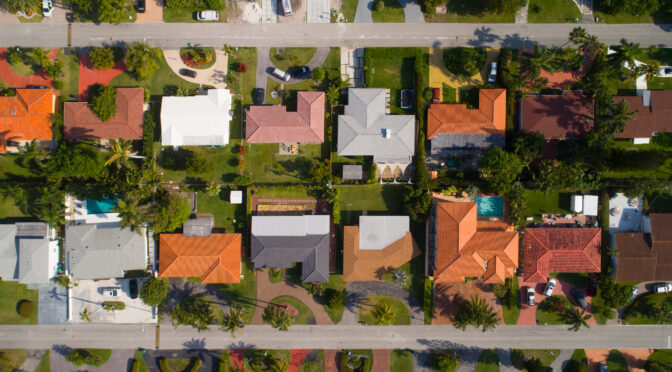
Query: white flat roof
[[583, 195, 598, 216], [230, 190, 243, 204]]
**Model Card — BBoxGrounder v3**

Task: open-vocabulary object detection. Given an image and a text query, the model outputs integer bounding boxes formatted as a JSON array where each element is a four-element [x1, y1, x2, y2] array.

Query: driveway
[[135, 0, 164, 23], [36, 282, 68, 324], [0, 48, 58, 88], [307, 0, 330, 23], [70, 278, 156, 324], [163, 49, 229, 88], [398, 0, 424, 23], [432, 280, 502, 325], [518, 276, 598, 326], [342, 281, 424, 325], [354, 0, 372, 23], [78, 51, 126, 100]]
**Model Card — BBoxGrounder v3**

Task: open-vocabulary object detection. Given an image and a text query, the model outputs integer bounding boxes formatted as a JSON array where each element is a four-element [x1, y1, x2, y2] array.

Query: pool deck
[[430, 192, 509, 221], [66, 195, 121, 226]]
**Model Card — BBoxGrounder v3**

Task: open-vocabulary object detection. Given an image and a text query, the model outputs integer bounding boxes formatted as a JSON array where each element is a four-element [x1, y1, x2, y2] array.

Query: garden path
[[162, 48, 229, 88], [515, 1, 528, 24], [0, 48, 58, 88], [342, 281, 424, 325], [324, 349, 340, 372], [77, 52, 126, 100]]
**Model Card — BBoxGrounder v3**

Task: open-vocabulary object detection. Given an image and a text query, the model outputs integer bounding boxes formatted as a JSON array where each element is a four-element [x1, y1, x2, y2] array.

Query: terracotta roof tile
[[64, 88, 144, 140], [427, 89, 506, 140], [521, 91, 594, 139], [158, 233, 241, 283], [0, 89, 53, 152], [245, 91, 325, 143], [615, 214, 672, 281], [614, 91, 672, 139]]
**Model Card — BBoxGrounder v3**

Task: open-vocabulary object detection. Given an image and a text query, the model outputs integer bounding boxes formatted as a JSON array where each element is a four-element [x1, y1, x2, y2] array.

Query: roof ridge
[[200, 257, 222, 282], [581, 229, 602, 271]]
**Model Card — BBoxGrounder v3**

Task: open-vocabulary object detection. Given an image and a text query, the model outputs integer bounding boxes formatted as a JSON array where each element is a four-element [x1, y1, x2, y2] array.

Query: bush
[[102, 301, 126, 311], [125, 42, 162, 81], [236, 63, 247, 73], [53, 79, 65, 91], [88, 84, 117, 122], [312, 66, 325, 81], [159, 358, 169, 372], [433, 349, 460, 372], [443, 47, 487, 77], [326, 289, 345, 310], [17, 300, 34, 318], [89, 47, 115, 70], [375, 0, 384, 10], [190, 358, 202, 372], [140, 278, 170, 307], [132, 360, 140, 372], [187, 151, 215, 175]]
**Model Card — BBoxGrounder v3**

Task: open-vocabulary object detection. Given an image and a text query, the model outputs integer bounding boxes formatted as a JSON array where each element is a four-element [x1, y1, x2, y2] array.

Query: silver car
[[42, 0, 53, 17], [487, 62, 497, 83], [543, 278, 556, 296], [526, 287, 535, 306]]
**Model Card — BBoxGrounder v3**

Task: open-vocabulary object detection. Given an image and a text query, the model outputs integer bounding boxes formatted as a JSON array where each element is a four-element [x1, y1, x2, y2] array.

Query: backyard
[[195, 192, 244, 232], [522, 190, 572, 219], [0, 281, 38, 324], [157, 146, 242, 184], [246, 143, 323, 184], [527, 0, 581, 23], [336, 184, 408, 224]]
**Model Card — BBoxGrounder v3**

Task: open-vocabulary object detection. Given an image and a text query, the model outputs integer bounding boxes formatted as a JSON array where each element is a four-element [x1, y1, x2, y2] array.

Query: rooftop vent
[[382, 128, 391, 139], [11, 109, 16, 115]]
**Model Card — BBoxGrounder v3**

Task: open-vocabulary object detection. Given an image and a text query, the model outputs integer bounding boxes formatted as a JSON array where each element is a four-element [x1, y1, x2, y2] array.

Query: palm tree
[[38, 196, 67, 227], [220, 304, 246, 338], [600, 99, 637, 135], [372, 300, 396, 325], [392, 269, 409, 287], [451, 296, 500, 332], [18, 139, 49, 170], [561, 306, 591, 331], [568, 27, 587, 45], [79, 308, 92, 323], [205, 182, 221, 197], [112, 197, 145, 234], [263, 305, 294, 331], [609, 38, 640, 73], [636, 61, 661, 81], [105, 139, 133, 169], [520, 45, 554, 82]]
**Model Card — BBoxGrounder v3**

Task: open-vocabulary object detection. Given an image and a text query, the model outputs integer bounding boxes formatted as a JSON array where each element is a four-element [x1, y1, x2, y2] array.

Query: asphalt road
[[0, 23, 670, 48], [1, 324, 671, 350]]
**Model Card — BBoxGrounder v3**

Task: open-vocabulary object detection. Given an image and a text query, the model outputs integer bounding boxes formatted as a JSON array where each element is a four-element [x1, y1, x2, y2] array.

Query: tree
[[18, 139, 50, 170], [220, 304, 246, 338], [513, 130, 546, 166], [205, 182, 221, 197], [520, 45, 554, 82], [233, 175, 252, 186], [169, 294, 215, 332], [491, 282, 509, 298], [47, 143, 105, 179], [105, 139, 133, 169], [637, 60, 661, 81], [568, 27, 587, 45], [589, 99, 636, 148], [6, 47, 24, 65], [651, 302, 672, 324], [479, 147, 523, 195], [150, 190, 191, 233], [79, 308, 92, 323], [31, 48, 52, 69], [97, 0, 128, 24], [125, 42, 162, 81], [89, 47, 115, 70], [523, 357, 545, 372], [310, 160, 332, 185], [451, 296, 500, 332], [312, 66, 325, 81], [89, 84, 117, 122], [263, 304, 294, 331], [44, 59, 63, 80], [35, 186, 66, 227], [561, 306, 591, 331], [392, 269, 408, 287], [608, 38, 640, 74], [113, 197, 146, 234], [2, 0, 40, 14], [139, 277, 170, 307], [404, 187, 432, 223], [432, 349, 460, 372], [371, 300, 396, 325], [186, 151, 215, 176]]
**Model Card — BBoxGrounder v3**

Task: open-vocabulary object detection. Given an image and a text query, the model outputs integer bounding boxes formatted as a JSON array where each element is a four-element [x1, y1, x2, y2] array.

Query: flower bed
[[179, 47, 216, 69]]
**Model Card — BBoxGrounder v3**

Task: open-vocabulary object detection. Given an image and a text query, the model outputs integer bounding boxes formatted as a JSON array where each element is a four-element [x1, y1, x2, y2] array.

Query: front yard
[[623, 293, 672, 324], [527, 0, 581, 23], [364, 48, 426, 114], [425, 0, 517, 23], [208, 260, 257, 323], [371, 0, 405, 23], [0, 281, 38, 324], [358, 295, 411, 325]]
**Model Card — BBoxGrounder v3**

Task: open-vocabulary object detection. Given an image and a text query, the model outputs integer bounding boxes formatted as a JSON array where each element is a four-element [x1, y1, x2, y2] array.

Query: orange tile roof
[[245, 91, 325, 143], [343, 226, 420, 282], [427, 89, 506, 140], [158, 233, 241, 283], [433, 201, 518, 283], [0, 89, 53, 153]]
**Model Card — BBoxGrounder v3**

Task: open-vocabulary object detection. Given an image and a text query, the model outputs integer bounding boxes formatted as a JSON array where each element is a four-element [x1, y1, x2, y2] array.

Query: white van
[[269, 67, 291, 82], [196, 10, 219, 21], [280, 0, 292, 16]]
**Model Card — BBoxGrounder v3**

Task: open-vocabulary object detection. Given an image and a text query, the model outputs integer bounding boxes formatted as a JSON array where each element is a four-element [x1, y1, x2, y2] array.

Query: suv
[[543, 278, 556, 296], [653, 283, 672, 293], [526, 287, 535, 306], [196, 10, 219, 21], [269, 67, 291, 82], [571, 288, 588, 310], [487, 62, 497, 83], [42, 0, 53, 17], [129, 279, 138, 299], [253, 88, 265, 105]]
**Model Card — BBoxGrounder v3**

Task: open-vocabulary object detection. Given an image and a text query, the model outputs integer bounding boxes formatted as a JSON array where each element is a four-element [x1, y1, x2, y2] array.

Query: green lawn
[[18, 15, 44, 23], [7, 50, 40, 76], [390, 350, 413, 372], [562, 350, 588, 372], [605, 149, 672, 179], [590, 290, 609, 325], [359, 295, 411, 325], [255, 187, 315, 199], [270, 48, 317, 71], [606, 350, 628, 372], [195, 192, 243, 232], [337, 184, 408, 224], [269, 295, 315, 325], [426, 0, 516, 23], [299, 349, 325, 372], [475, 350, 500, 372], [178, 47, 217, 70], [528, 0, 581, 23], [0, 194, 28, 220], [33, 350, 50, 372], [133, 349, 150, 372], [0, 349, 26, 371], [69, 349, 111, 367], [365, 48, 424, 114], [57, 49, 79, 99], [341, 349, 373, 372], [502, 275, 521, 325], [536, 295, 571, 325], [0, 154, 33, 181], [593, 5, 672, 24], [549, 273, 588, 289], [208, 260, 257, 323], [166, 357, 192, 372], [0, 281, 38, 324], [246, 143, 323, 184], [522, 190, 572, 220], [340, 0, 358, 22], [371, 0, 405, 23], [157, 146, 241, 184], [228, 47, 258, 105], [321, 275, 347, 323], [163, 7, 227, 22], [511, 349, 560, 368], [624, 293, 672, 324], [218, 350, 233, 371], [647, 349, 672, 371]]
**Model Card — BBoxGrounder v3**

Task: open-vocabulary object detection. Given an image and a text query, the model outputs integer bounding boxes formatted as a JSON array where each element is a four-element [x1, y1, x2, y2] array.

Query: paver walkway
[[372, 349, 390, 372], [518, 277, 598, 326], [324, 349, 340, 372], [136, 0, 164, 23], [51, 348, 134, 372], [354, 0, 373, 23], [515, 2, 528, 24], [428, 47, 499, 102], [163, 49, 229, 88], [77, 52, 126, 100], [0, 48, 58, 89], [251, 268, 334, 325], [343, 281, 424, 325], [289, 349, 310, 372]]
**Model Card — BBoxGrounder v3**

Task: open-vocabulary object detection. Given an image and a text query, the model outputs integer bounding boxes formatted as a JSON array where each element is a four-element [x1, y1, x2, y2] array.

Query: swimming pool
[[475, 196, 504, 217], [86, 197, 118, 214]]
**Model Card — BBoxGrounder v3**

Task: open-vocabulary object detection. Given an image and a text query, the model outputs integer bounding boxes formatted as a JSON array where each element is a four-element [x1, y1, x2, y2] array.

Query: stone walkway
[[515, 2, 528, 24], [163, 49, 229, 88], [252, 268, 334, 325], [50, 348, 135, 372], [372, 349, 390, 372], [342, 281, 424, 325]]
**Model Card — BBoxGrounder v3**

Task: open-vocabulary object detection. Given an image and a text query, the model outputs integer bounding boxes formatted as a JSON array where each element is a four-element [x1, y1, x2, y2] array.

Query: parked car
[[487, 62, 497, 83], [658, 66, 672, 77], [526, 287, 535, 306], [129, 279, 138, 299], [631, 287, 639, 301], [42, 0, 53, 17], [196, 10, 219, 21], [102, 288, 119, 297], [432, 88, 440, 103], [571, 288, 588, 310], [136, 0, 146, 13], [587, 277, 598, 296], [290, 66, 311, 78], [598, 363, 608, 372], [179, 68, 197, 78], [653, 283, 672, 293], [543, 278, 556, 296], [280, 0, 292, 16], [253, 88, 265, 105], [269, 67, 291, 82]]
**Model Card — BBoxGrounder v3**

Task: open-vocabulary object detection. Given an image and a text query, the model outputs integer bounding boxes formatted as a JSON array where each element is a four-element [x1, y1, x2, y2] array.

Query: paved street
[[1, 324, 671, 350], [0, 23, 669, 48]]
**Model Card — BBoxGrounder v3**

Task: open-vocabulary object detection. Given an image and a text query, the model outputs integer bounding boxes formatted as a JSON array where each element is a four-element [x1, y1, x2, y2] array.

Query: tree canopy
[[89, 47, 116, 70], [47, 143, 105, 179], [89, 84, 118, 122], [151, 190, 191, 233], [125, 42, 162, 81], [479, 147, 523, 195], [139, 277, 170, 307], [169, 294, 215, 332]]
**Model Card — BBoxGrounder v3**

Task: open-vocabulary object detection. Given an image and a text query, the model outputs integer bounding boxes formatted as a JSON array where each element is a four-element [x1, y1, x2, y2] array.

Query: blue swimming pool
[[475, 196, 504, 217], [86, 197, 118, 214]]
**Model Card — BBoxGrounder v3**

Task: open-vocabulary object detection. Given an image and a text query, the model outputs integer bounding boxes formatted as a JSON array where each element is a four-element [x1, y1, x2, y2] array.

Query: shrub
[[159, 358, 169, 372], [125, 42, 161, 81], [102, 301, 126, 311], [17, 300, 35, 318], [326, 289, 345, 310], [89, 47, 115, 70], [186, 151, 215, 175], [88, 84, 117, 122], [190, 358, 202, 372], [433, 349, 460, 372], [140, 277, 170, 307], [375, 0, 384, 10], [66, 350, 87, 366], [53, 79, 65, 90], [491, 282, 509, 299], [312, 66, 325, 81], [443, 47, 487, 77], [236, 63, 247, 73]]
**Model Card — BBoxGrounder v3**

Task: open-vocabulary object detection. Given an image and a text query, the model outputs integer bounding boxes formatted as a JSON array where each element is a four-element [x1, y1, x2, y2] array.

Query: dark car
[[571, 288, 588, 310], [598, 363, 608, 372], [129, 279, 138, 299], [136, 0, 145, 12], [587, 277, 597, 296], [179, 68, 197, 78], [253, 88, 265, 105], [290, 66, 311, 78]]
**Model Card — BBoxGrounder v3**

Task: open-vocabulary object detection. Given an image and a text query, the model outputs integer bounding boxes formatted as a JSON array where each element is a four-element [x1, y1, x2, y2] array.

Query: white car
[[196, 10, 219, 21], [543, 278, 556, 296], [658, 66, 672, 77], [102, 288, 119, 297], [487, 62, 497, 83], [42, 0, 53, 17], [653, 283, 672, 293]]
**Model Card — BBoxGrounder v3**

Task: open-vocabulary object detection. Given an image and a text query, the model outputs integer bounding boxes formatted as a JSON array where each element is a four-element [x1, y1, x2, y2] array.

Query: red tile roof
[[158, 233, 241, 283], [613, 91, 672, 139], [63, 88, 144, 140], [615, 213, 672, 281], [245, 91, 325, 143], [427, 89, 506, 139], [521, 91, 594, 139], [0, 89, 53, 153], [523, 227, 601, 282]]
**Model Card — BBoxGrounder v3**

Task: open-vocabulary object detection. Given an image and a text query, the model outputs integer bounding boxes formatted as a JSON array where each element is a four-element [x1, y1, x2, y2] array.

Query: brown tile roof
[[343, 226, 420, 282], [0, 89, 53, 153], [245, 91, 325, 143], [615, 213, 672, 281], [523, 227, 601, 282], [433, 202, 518, 283], [521, 91, 594, 139], [427, 89, 506, 139], [614, 91, 672, 139], [158, 233, 241, 283], [63, 88, 144, 140]]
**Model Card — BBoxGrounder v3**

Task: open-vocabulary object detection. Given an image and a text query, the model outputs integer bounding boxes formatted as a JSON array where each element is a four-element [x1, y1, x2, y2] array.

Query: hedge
[[497, 48, 518, 145]]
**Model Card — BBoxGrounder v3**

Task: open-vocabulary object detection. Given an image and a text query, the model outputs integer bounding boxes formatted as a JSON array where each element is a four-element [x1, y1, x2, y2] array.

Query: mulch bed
[[180, 51, 210, 68]]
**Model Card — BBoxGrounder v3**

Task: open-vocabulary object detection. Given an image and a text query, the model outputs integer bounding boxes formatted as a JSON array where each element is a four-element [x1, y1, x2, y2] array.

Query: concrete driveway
[[36, 282, 68, 324], [70, 278, 156, 324]]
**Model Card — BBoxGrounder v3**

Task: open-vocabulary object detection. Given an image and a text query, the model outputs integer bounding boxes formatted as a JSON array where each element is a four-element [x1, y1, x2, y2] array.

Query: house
[[0, 89, 53, 153], [0, 222, 58, 285], [161, 89, 233, 147], [427, 89, 506, 154], [613, 90, 672, 144], [245, 91, 325, 143], [523, 227, 601, 282], [337, 88, 415, 174], [428, 201, 519, 283], [66, 224, 148, 280], [614, 213, 672, 282], [343, 216, 420, 282], [251, 215, 330, 282], [64, 88, 144, 140], [570, 195, 598, 216], [521, 91, 594, 139]]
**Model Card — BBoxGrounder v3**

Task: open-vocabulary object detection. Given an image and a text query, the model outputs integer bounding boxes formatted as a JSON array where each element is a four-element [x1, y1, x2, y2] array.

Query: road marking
[[668, 335, 670, 348]]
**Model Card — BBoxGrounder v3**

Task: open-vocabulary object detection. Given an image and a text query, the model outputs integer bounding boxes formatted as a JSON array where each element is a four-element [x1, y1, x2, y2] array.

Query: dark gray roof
[[250, 216, 330, 282], [184, 215, 214, 237], [16, 222, 48, 238], [342, 165, 363, 180], [430, 133, 504, 153]]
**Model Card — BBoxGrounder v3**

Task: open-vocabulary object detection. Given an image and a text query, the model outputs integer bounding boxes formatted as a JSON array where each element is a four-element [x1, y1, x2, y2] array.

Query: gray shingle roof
[[337, 89, 415, 163], [0, 223, 51, 284], [66, 224, 147, 280], [342, 165, 363, 180], [430, 133, 504, 153], [250, 216, 330, 282]]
